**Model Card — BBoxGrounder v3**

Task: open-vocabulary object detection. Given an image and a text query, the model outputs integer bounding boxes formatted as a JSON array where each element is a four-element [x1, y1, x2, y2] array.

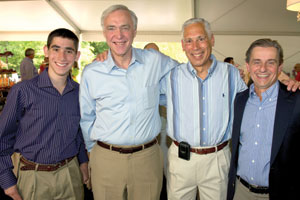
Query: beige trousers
[[233, 178, 269, 200], [90, 142, 163, 200], [16, 156, 83, 200], [167, 143, 231, 200]]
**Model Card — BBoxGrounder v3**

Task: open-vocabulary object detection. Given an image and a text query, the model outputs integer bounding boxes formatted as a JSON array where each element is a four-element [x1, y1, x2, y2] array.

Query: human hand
[[238, 68, 245, 79], [94, 50, 108, 62], [4, 185, 23, 200], [282, 79, 300, 92], [80, 162, 89, 183]]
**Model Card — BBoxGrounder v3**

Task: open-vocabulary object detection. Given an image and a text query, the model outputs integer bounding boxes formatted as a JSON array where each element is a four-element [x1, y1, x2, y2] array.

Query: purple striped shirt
[[0, 69, 88, 190]]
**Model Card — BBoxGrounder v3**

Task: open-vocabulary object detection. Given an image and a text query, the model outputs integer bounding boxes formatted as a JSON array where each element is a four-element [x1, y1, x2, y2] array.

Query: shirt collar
[[37, 68, 75, 92], [187, 54, 217, 78], [249, 80, 279, 100], [105, 48, 143, 72]]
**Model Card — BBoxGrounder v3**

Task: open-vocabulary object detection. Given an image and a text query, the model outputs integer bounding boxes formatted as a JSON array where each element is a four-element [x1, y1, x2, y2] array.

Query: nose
[[58, 50, 67, 60], [259, 63, 267, 72], [115, 28, 123, 39], [192, 40, 200, 50]]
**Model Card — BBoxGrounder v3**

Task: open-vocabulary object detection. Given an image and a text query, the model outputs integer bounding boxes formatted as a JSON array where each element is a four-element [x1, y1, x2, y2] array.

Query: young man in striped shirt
[[0, 28, 89, 200]]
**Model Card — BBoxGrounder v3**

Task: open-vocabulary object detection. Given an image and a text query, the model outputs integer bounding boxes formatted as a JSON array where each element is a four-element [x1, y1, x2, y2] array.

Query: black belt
[[237, 176, 269, 194], [97, 139, 157, 154]]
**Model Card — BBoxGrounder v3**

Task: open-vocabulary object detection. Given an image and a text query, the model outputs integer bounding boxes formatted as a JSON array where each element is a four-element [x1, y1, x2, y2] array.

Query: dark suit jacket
[[227, 82, 300, 200]]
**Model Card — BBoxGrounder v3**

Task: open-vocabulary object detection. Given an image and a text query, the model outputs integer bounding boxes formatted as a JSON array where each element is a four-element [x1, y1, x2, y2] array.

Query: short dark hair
[[47, 28, 79, 51], [25, 48, 34, 57], [245, 38, 283, 65], [224, 57, 233, 63]]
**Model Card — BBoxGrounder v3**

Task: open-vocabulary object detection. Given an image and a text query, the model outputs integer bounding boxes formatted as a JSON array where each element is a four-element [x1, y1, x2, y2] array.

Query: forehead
[[50, 37, 75, 49], [183, 23, 207, 38], [250, 46, 278, 59], [104, 9, 133, 26]]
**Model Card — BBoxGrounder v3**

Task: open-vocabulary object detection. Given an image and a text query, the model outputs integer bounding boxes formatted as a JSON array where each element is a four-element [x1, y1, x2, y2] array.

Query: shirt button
[[255, 141, 258, 145], [259, 107, 262, 110], [257, 124, 260, 128], [251, 177, 254, 181], [202, 97, 205, 100], [203, 112, 206, 116], [252, 160, 255, 163], [203, 128, 206, 131]]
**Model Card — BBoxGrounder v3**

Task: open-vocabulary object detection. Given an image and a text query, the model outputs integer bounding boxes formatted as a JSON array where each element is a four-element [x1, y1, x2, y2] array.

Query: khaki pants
[[90, 142, 163, 200], [167, 143, 231, 200], [233, 178, 269, 200], [16, 156, 83, 200]]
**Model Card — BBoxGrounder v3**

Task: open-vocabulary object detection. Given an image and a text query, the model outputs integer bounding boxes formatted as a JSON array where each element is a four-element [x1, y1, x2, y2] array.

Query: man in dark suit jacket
[[227, 38, 300, 200]]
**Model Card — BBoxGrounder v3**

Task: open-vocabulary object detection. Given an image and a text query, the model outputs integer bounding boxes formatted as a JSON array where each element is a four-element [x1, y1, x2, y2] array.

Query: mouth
[[191, 51, 204, 59], [256, 74, 269, 78], [55, 62, 68, 68], [113, 41, 127, 46]]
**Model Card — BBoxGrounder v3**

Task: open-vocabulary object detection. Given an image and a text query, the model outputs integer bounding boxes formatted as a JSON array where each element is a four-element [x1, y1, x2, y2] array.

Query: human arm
[[280, 79, 300, 92], [76, 127, 89, 185], [94, 50, 108, 62], [0, 85, 23, 190], [79, 68, 97, 152]]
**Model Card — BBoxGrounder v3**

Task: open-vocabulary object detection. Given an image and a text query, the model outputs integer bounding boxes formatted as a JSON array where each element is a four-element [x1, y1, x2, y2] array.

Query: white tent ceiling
[[0, 0, 299, 72]]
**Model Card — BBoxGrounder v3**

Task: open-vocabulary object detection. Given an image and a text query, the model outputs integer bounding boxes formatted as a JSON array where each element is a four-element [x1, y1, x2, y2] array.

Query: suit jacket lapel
[[270, 83, 295, 165], [232, 89, 249, 161]]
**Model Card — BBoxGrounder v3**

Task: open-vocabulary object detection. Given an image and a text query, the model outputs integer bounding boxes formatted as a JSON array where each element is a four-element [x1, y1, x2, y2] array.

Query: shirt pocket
[[143, 84, 159, 109]]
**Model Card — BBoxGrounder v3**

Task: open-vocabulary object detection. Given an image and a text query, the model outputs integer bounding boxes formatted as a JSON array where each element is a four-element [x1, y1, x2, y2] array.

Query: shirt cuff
[[77, 144, 89, 165], [0, 170, 17, 190]]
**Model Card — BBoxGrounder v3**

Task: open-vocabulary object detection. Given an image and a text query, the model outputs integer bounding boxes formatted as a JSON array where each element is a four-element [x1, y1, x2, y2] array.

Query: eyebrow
[[50, 45, 75, 51]]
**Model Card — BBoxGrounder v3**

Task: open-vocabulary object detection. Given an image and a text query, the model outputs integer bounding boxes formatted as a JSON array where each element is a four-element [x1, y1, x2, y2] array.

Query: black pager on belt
[[178, 141, 190, 160]]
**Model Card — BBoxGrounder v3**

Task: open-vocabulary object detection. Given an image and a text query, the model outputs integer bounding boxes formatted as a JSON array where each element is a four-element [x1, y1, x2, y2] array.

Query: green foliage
[[88, 41, 109, 55], [0, 41, 46, 74]]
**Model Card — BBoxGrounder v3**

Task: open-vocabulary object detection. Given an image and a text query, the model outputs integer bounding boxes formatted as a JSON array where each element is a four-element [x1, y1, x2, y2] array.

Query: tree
[[0, 41, 45, 74]]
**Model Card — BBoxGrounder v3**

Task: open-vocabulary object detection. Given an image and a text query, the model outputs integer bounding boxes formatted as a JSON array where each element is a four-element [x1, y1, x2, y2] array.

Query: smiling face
[[181, 22, 215, 71], [246, 46, 282, 96], [103, 9, 136, 61], [44, 37, 80, 79]]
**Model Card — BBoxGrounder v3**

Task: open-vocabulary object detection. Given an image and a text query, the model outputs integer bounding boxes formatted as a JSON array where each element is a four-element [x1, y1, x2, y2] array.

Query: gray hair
[[101, 4, 138, 30], [181, 18, 212, 39]]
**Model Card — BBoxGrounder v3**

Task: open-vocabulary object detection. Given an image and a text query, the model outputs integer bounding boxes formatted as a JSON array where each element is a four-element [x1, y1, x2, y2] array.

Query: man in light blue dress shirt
[[79, 5, 179, 200], [160, 18, 247, 200]]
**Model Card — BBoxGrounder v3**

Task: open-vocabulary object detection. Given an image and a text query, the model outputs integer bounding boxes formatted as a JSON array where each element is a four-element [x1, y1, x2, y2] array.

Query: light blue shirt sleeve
[[79, 63, 98, 151]]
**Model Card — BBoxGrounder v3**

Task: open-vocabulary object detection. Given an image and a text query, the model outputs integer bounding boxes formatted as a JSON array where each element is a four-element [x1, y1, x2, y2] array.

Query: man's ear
[[43, 45, 49, 57], [181, 39, 185, 52], [76, 51, 81, 61], [210, 34, 215, 47], [246, 62, 250, 73]]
